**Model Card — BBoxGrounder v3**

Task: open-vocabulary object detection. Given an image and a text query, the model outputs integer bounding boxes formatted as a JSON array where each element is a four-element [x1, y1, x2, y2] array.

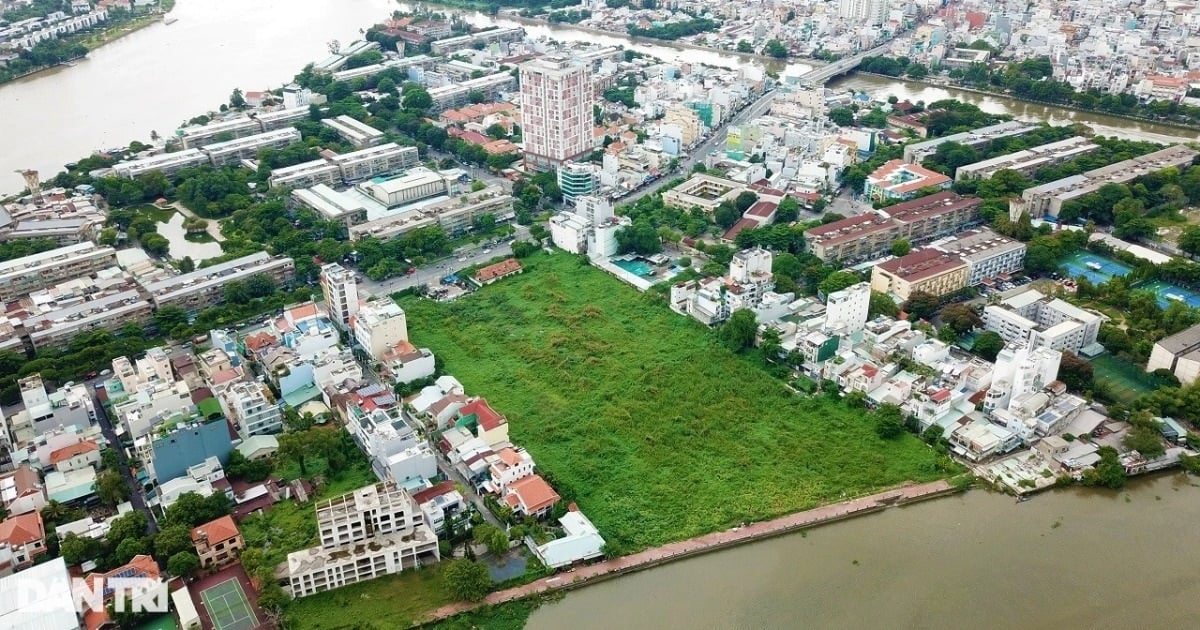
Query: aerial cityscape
[[2, 0, 1200, 628]]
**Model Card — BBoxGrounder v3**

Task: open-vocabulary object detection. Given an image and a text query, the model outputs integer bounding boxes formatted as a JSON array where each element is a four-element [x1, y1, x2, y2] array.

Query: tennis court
[[1091, 354, 1157, 404], [1061, 251, 1132, 285], [199, 579, 258, 630], [1139, 280, 1200, 309]]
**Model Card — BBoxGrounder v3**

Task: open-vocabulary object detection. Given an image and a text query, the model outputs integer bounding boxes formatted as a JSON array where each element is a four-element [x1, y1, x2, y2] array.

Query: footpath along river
[[527, 474, 1200, 629]]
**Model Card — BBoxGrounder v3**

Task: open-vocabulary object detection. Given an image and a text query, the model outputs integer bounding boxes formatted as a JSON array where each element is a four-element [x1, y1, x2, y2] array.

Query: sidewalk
[[422, 479, 955, 624]]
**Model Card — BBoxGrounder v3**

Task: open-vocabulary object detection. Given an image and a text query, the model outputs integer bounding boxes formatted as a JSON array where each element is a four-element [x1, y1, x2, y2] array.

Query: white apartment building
[[321, 115, 385, 149], [1146, 323, 1200, 385], [112, 380, 194, 441], [285, 482, 439, 598], [0, 242, 116, 302], [548, 195, 627, 258], [23, 289, 153, 351], [428, 72, 515, 109], [838, 0, 888, 26], [319, 263, 359, 329], [361, 168, 451, 208], [201, 128, 303, 167], [220, 382, 283, 437], [730, 248, 772, 284], [824, 282, 871, 333], [521, 56, 592, 170], [329, 143, 420, 183], [255, 107, 310, 131], [983, 344, 1062, 416], [931, 229, 1027, 286], [983, 289, 1102, 355], [346, 406, 435, 483], [178, 117, 261, 149], [268, 159, 341, 189], [291, 184, 368, 228], [140, 253, 295, 311], [352, 297, 408, 360], [954, 136, 1100, 182], [112, 148, 210, 179]]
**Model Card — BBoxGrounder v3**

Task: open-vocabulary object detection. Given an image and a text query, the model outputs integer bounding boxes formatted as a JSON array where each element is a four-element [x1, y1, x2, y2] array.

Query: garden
[[400, 252, 953, 552]]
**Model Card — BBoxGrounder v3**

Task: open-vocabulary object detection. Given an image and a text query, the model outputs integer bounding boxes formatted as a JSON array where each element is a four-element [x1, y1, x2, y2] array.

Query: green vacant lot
[[402, 253, 950, 551]]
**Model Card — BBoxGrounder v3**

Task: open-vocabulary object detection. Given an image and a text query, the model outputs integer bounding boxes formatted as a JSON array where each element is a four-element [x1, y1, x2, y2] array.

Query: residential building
[[328, 143, 420, 183], [147, 419, 233, 484], [804, 192, 982, 263], [79, 555, 160, 630], [0, 467, 46, 517], [291, 184, 368, 228], [268, 159, 341, 189], [361, 168, 452, 208], [379, 341, 435, 385], [351, 297, 408, 360], [43, 467, 95, 505], [662, 173, 746, 213], [22, 289, 153, 351], [47, 440, 100, 473], [0, 242, 116, 303], [235, 435, 278, 462], [418, 187, 515, 236], [455, 398, 509, 447], [930, 229, 1027, 286], [863, 160, 952, 203], [191, 515, 244, 568], [521, 56, 592, 169], [983, 289, 1102, 355], [178, 116, 261, 149], [870, 249, 969, 301], [824, 282, 871, 333], [983, 344, 1062, 416], [112, 149, 209, 179], [271, 302, 338, 361], [472, 259, 523, 286], [838, 0, 888, 25], [255, 107, 310, 130], [549, 195, 627, 258], [902, 122, 1040, 163], [558, 161, 598, 206], [16, 375, 96, 438], [140, 253, 295, 311], [954, 137, 1099, 181], [1010, 145, 1199, 220], [428, 72, 515, 109], [220, 382, 282, 437], [321, 115, 384, 149], [411, 482, 464, 534], [346, 406, 435, 484], [502, 474, 560, 519], [430, 27, 521, 54], [284, 482, 439, 598], [110, 379, 195, 442], [0, 512, 47, 572], [156, 456, 232, 513], [487, 447, 535, 492], [1146, 322, 1200, 385], [0, 557, 78, 627], [320, 263, 359, 329], [201, 128, 302, 167], [531, 509, 605, 569]]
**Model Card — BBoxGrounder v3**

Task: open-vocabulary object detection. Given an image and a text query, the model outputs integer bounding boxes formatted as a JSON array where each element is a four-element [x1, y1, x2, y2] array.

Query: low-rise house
[[379, 341, 436, 385], [80, 555, 160, 630], [235, 435, 279, 461], [530, 508, 605, 569], [455, 398, 509, 447], [156, 457, 232, 514], [472, 259, 523, 286], [412, 481, 465, 534], [0, 467, 47, 516], [502, 474, 560, 519], [191, 515, 244, 568], [0, 512, 47, 572], [44, 467, 96, 505], [48, 440, 100, 473], [486, 447, 535, 492]]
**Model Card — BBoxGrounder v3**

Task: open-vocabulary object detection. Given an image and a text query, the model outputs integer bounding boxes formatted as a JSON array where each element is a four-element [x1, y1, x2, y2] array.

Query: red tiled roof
[[191, 515, 240, 546], [876, 248, 966, 282], [49, 441, 98, 465], [0, 512, 44, 547], [460, 398, 505, 431], [2, 466, 40, 495], [745, 200, 778, 218], [723, 217, 759, 241], [412, 480, 457, 505], [474, 259, 522, 282], [245, 331, 278, 352], [505, 475, 559, 514]]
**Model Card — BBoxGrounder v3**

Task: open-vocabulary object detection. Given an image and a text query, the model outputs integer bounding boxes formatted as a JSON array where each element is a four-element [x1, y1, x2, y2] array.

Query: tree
[[168, 551, 201, 578], [376, 77, 397, 95], [60, 532, 102, 566], [719, 309, 758, 352], [874, 404, 906, 439], [163, 491, 230, 529], [775, 196, 800, 223], [972, 331, 1005, 362], [229, 88, 246, 109], [734, 190, 759, 213], [472, 524, 509, 557], [819, 271, 860, 297], [763, 39, 788, 58], [97, 469, 130, 506], [1180, 225, 1200, 257], [442, 559, 492, 601], [485, 123, 507, 139], [1058, 351, 1094, 392], [154, 525, 195, 559], [939, 303, 981, 334], [178, 256, 195, 273], [223, 280, 250, 304], [890, 238, 911, 257], [828, 107, 854, 127], [902, 290, 939, 321], [402, 86, 433, 111], [713, 201, 740, 229], [736, 40, 754, 53], [1081, 447, 1126, 489], [108, 595, 152, 629], [115, 536, 149, 565], [868, 291, 899, 318], [1124, 425, 1166, 459]]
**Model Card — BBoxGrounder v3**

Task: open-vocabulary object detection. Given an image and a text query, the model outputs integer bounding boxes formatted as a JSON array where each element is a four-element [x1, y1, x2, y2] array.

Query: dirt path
[[421, 479, 955, 624]]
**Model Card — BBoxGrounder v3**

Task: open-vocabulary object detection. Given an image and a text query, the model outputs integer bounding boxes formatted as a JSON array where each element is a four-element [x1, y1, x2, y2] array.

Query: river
[[527, 474, 1200, 629]]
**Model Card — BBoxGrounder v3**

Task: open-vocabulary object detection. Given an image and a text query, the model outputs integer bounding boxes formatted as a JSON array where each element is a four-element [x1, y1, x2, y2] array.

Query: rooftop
[[877, 248, 967, 282]]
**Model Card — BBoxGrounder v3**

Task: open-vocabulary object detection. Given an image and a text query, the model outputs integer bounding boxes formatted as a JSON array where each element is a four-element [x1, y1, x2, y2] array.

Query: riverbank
[[852, 71, 1200, 134], [0, 12, 162, 88], [418, 479, 956, 626]]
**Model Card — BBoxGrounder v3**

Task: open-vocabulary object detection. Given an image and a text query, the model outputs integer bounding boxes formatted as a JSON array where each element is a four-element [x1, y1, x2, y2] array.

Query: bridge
[[798, 43, 892, 85]]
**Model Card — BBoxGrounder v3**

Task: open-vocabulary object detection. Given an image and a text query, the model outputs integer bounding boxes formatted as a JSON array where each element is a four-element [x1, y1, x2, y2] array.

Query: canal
[[527, 474, 1200, 629]]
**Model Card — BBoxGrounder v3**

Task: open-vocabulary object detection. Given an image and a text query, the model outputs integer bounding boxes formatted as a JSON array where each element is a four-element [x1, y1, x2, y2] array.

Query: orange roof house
[[503, 475, 560, 518], [472, 259, 523, 286], [191, 515, 244, 568]]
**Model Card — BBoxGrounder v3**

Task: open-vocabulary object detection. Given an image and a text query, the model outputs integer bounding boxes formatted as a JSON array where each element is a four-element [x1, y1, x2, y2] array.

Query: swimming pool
[[614, 258, 654, 277], [1061, 251, 1133, 285]]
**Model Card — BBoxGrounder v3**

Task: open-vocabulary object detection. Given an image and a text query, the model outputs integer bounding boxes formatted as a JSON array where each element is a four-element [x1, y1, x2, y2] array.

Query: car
[[100, 369, 112, 376], [482, 248, 491, 254], [457, 256, 467, 262], [85, 371, 97, 379]]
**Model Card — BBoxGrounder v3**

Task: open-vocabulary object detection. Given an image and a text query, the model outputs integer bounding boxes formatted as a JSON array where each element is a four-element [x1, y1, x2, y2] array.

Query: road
[[618, 88, 780, 207], [436, 459, 504, 529], [92, 386, 159, 537], [357, 225, 528, 298]]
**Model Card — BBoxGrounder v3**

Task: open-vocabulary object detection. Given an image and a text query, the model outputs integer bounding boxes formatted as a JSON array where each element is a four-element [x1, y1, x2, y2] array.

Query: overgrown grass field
[[401, 253, 951, 551]]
